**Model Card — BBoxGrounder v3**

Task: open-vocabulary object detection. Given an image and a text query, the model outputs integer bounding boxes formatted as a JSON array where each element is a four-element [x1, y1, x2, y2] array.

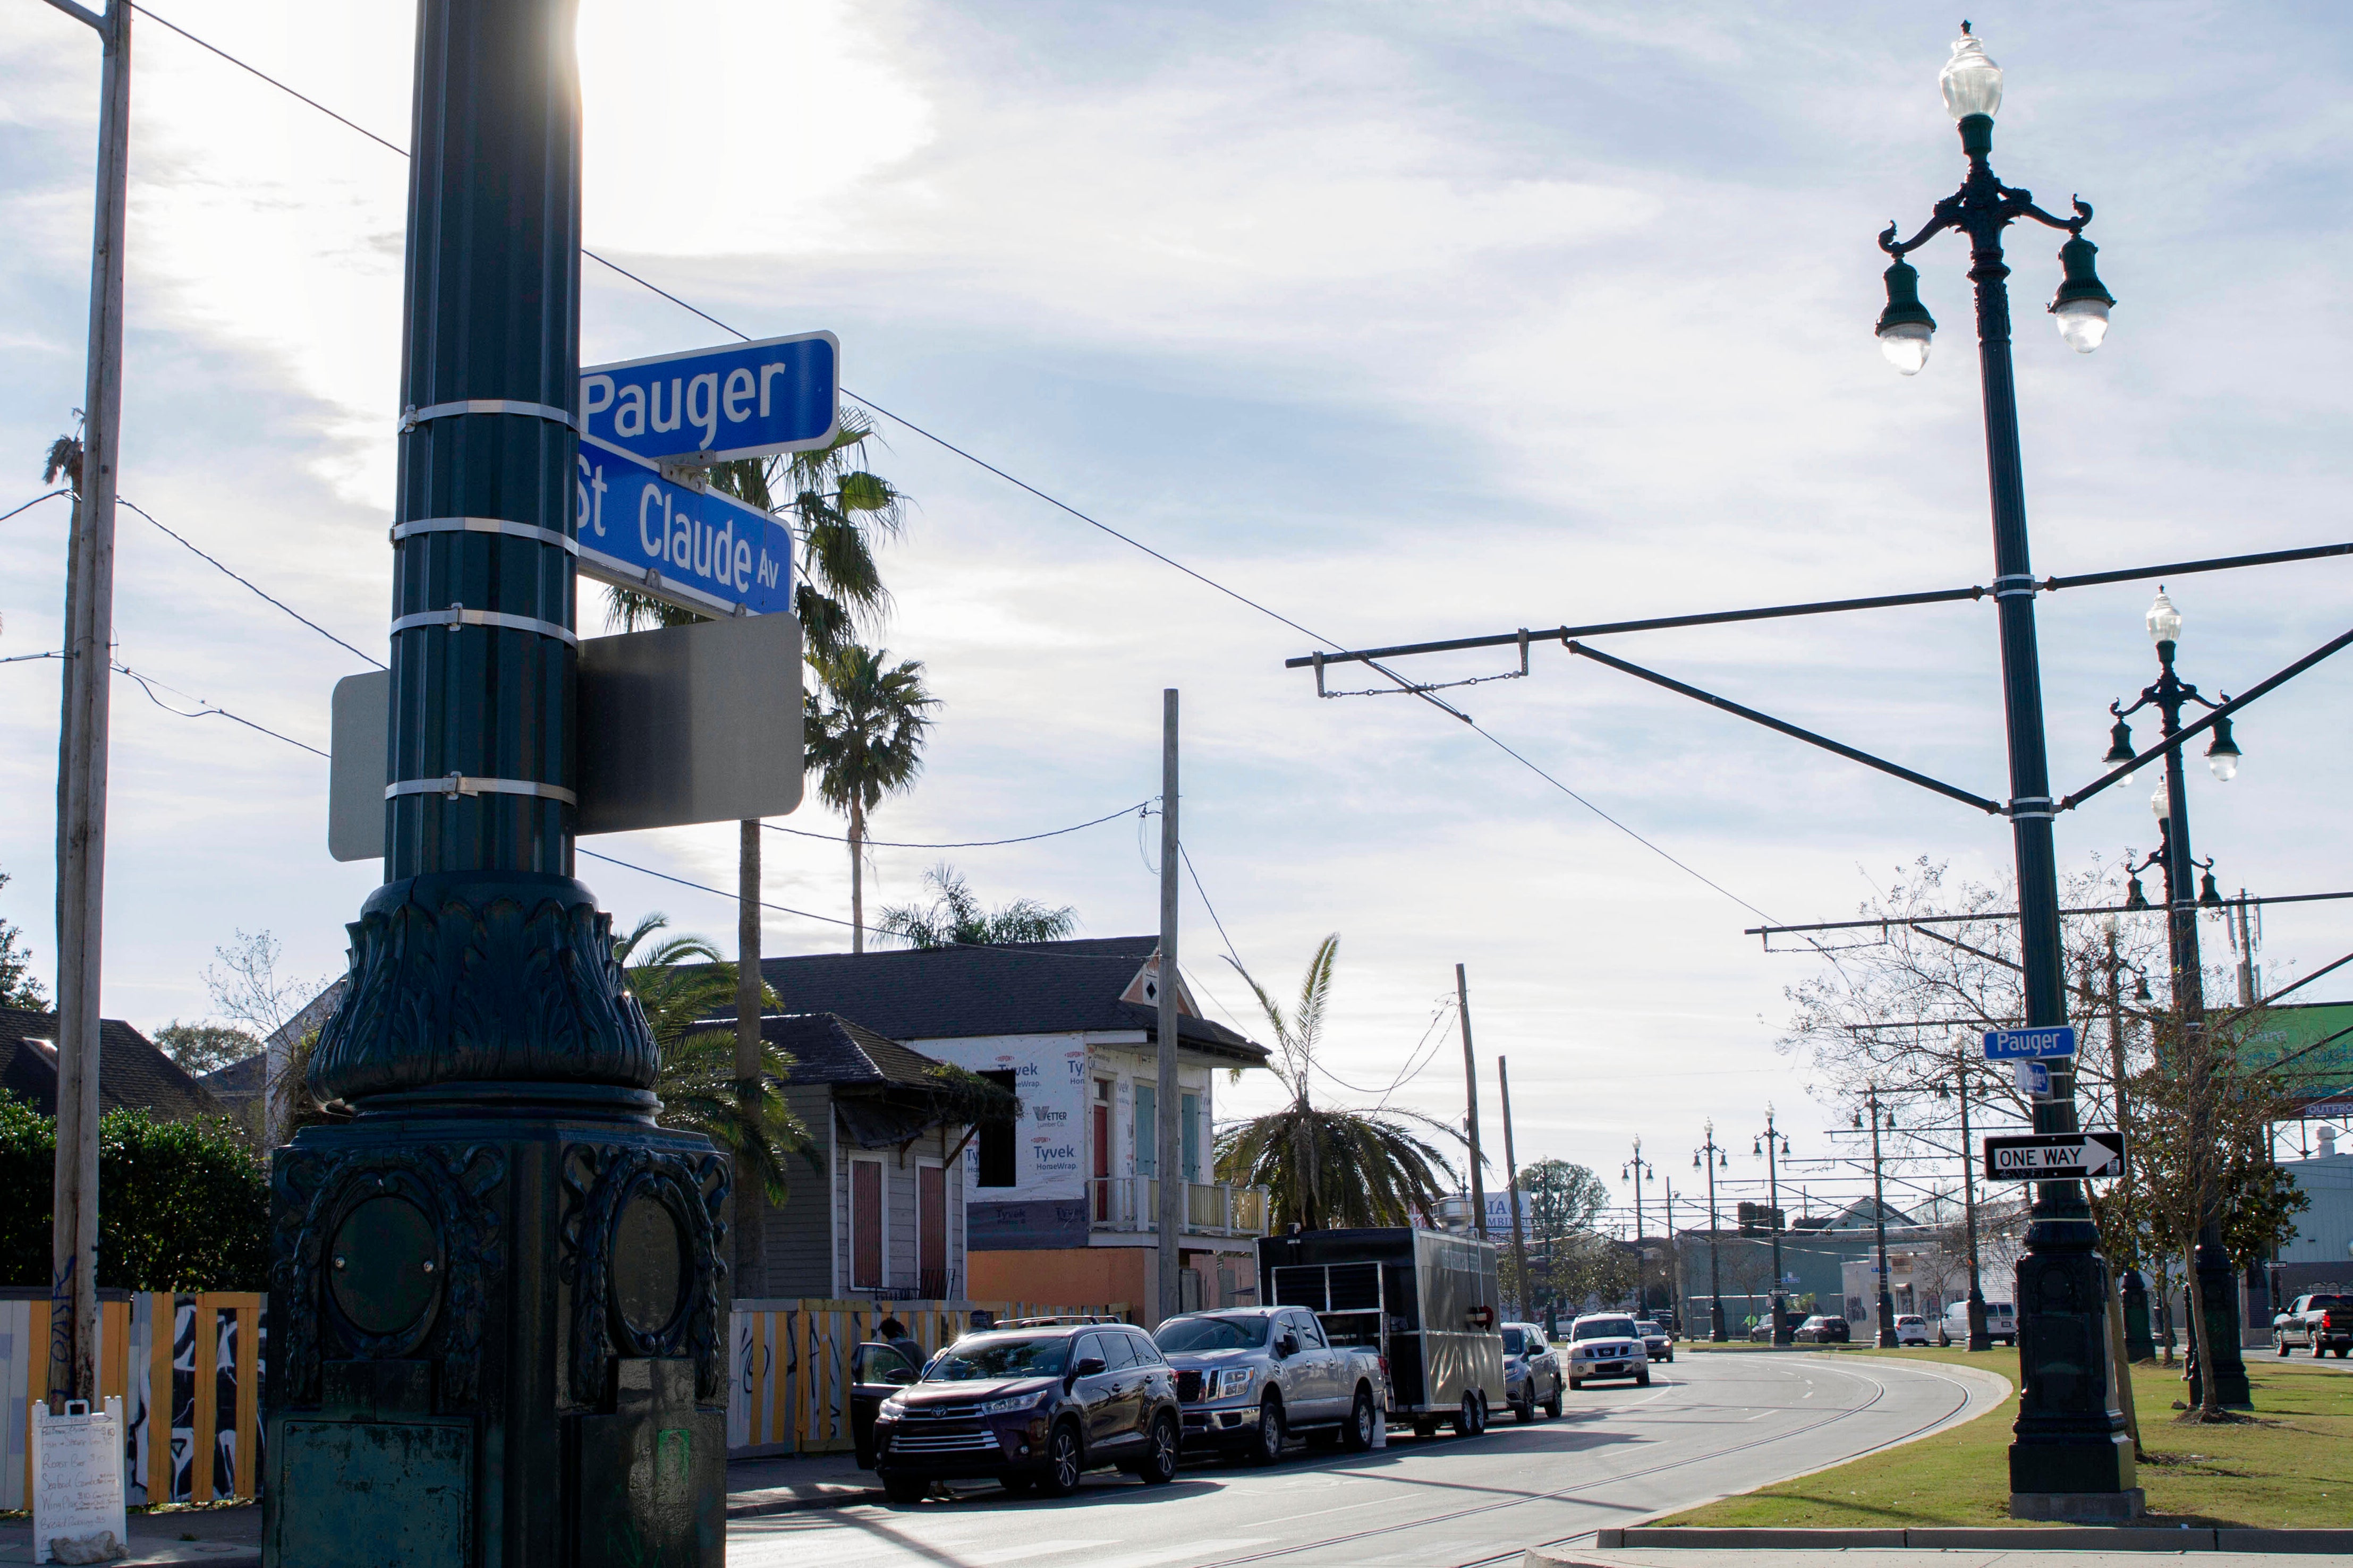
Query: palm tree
[[803, 645, 937, 951], [614, 914, 810, 1200], [1213, 934, 1463, 1229], [876, 863, 1077, 948]]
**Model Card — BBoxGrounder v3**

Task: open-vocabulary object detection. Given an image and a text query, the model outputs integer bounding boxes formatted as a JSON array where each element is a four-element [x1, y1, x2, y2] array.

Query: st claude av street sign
[[576, 436, 793, 618], [1983, 1131, 2126, 1181], [1983, 1025, 2077, 1061], [581, 330, 838, 466]]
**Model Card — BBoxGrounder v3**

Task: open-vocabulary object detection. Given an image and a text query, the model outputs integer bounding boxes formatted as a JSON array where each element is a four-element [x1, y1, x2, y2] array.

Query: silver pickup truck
[[1152, 1305, 1387, 1461]]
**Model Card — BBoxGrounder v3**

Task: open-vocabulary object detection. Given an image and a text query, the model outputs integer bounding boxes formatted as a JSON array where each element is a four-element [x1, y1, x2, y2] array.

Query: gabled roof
[[0, 1007, 223, 1122], [760, 1012, 958, 1089], [753, 936, 1270, 1067], [198, 1052, 269, 1110]]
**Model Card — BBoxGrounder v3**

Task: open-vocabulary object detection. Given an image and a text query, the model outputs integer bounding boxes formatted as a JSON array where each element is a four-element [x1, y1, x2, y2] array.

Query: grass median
[[1655, 1342, 2353, 1529]]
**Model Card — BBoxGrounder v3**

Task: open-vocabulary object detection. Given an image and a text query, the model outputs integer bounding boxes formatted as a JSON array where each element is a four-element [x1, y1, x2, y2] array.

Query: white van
[[1937, 1299, 2017, 1347]]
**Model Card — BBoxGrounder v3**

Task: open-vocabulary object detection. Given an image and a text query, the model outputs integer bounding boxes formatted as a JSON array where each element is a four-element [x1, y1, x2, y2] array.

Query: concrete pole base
[[2008, 1487, 2145, 1521]]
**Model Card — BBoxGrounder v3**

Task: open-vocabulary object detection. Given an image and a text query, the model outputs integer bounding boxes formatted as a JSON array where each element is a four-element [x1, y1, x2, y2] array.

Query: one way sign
[[1984, 1131, 2126, 1180]]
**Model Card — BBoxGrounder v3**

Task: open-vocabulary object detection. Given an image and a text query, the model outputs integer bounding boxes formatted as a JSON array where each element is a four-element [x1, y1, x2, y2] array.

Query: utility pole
[[735, 819, 765, 1295], [1952, 1038, 1990, 1351], [1623, 1137, 1651, 1314], [1868, 1088, 1897, 1348], [1456, 964, 1485, 1243], [1157, 689, 1183, 1323], [44, 0, 131, 1416], [1697, 1122, 1728, 1342], [1498, 1055, 1531, 1318], [1663, 1182, 1684, 1334]]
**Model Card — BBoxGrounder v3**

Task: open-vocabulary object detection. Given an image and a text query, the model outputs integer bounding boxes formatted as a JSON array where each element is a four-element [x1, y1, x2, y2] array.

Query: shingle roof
[[0, 1008, 224, 1122], [753, 936, 1270, 1066], [198, 1052, 269, 1107], [760, 1012, 957, 1089]]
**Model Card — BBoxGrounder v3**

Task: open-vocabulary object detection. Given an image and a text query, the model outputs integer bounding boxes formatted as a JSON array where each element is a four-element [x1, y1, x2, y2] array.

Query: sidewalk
[[1532, 1552, 2319, 1568], [1, 1452, 887, 1565]]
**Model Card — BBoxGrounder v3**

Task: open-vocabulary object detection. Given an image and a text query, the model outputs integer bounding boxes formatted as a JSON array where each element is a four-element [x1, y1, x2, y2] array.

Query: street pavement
[[727, 1349, 2009, 1568]]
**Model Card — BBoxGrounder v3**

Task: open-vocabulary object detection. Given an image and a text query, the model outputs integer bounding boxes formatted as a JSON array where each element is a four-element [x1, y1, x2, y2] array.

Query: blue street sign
[[1984, 1025, 2077, 1061], [581, 331, 839, 465], [575, 436, 794, 617]]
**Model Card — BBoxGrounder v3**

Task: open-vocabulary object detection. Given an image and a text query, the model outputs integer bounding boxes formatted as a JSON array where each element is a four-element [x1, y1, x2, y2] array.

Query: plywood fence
[[1, 1292, 262, 1511], [728, 1298, 1129, 1456]]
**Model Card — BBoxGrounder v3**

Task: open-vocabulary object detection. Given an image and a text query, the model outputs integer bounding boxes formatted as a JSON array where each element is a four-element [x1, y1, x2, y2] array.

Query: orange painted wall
[[970, 1248, 1149, 1315]]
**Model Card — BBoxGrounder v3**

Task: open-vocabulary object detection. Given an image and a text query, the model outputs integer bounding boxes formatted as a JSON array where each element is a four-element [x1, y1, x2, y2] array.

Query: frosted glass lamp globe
[[1940, 30, 2003, 121]]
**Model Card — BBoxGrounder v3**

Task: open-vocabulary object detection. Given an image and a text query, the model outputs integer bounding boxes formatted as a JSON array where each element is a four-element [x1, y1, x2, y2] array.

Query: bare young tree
[[201, 930, 329, 1041]]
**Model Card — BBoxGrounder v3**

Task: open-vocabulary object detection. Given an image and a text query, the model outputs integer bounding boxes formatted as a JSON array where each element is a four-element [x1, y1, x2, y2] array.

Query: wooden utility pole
[[1456, 964, 1485, 1242], [45, 0, 131, 1414], [735, 818, 766, 1295], [1157, 690, 1182, 1323], [1498, 1056, 1531, 1316]]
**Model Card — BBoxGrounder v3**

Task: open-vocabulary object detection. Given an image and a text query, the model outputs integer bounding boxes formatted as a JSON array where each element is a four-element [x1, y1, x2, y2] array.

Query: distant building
[[752, 936, 1273, 1325], [0, 1007, 222, 1122]]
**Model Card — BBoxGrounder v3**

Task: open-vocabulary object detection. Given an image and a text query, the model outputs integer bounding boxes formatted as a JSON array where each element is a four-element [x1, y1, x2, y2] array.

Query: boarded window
[[1134, 1084, 1157, 1178], [852, 1160, 883, 1289], [919, 1163, 946, 1280], [976, 1070, 1018, 1188]]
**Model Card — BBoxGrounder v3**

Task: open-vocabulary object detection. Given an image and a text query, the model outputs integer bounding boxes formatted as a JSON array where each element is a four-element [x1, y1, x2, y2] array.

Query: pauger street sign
[[576, 436, 794, 618], [581, 331, 838, 465], [1983, 1025, 2077, 1061], [1983, 1131, 2125, 1180]]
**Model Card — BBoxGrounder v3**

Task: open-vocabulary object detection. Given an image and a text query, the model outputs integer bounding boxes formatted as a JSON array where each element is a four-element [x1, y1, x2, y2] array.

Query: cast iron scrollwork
[[273, 1142, 506, 1410], [558, 1141, 730, 1405]]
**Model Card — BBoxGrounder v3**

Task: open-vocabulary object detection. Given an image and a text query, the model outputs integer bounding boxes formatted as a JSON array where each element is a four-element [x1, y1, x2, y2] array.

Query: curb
[[725, 1487, 886, 1519], [1576, 1526, 2353, 1553]]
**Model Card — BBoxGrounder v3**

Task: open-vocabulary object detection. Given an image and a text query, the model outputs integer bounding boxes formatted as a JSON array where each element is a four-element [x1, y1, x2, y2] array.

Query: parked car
[[1634, 1319, 1674, 1362], [1565, 1314, 1650, 1388], [1153, 1305, 1387, 1460], [1893, 1314, 1931, 1347], [1501, 1323, 1562, 1421], [2273, 1293, 2353, 1358], [863, 1319, 1181, 1502], [1936, 1299, 2018, 1347], [1747, 1317, 1773, 1343], [1794, 1315, 1850, 1344]]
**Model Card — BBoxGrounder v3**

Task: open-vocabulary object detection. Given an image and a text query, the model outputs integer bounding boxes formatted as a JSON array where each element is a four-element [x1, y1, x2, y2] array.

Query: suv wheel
[[1000, 1473, 1037, 1495], [1543, 1379, 1562, 1419], [1342, 1386, 1378, 1452], [1137, 1413, 1179, 1485], [1251, 1394, 1286, 1464], [882, 1475, 929, 1505], [1514, 1387, 1535, 1424], [1635, 1367, 1652, 1388], [1038, 1422, 1085, 1497]]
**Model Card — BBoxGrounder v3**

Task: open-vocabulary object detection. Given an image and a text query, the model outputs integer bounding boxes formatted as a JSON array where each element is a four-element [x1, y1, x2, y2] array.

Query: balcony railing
[[1088, 1177, 1270, 1239], [853, 1268, 961, 1301]]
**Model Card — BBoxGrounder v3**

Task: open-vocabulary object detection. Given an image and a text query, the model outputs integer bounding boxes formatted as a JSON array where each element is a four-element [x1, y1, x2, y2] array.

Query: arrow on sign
[[1983, 1131, 2125, 1180]]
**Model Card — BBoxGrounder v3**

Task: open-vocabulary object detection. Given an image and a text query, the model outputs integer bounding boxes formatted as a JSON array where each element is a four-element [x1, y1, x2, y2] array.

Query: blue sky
[[5, 1, 2350, 1221]]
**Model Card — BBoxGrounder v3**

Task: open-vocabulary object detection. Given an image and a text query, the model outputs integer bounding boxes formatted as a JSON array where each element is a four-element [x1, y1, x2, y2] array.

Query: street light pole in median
[[1754, 1112, 1790, 1345], [2106, 591, 2249, 1409], [1621, 1138, 1653, 1314], [1875, 25, 2135, 1514], [1695, 1124, 1730, 1342]]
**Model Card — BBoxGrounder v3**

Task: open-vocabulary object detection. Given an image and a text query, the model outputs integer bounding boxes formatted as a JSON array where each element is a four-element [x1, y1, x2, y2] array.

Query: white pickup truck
[[1153, 1306, 1388, 1461]]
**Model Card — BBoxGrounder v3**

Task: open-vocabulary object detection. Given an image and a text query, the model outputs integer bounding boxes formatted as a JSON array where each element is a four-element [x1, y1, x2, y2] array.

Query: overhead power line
[[107, 2, 1783, 928], [766, 800, 1148, 850], [1, 491, 70, 525], [121, 497, 385, 669]]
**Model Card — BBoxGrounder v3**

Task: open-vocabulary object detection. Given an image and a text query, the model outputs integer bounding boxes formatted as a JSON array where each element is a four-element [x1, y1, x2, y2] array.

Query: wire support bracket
[[399, 398, 581, 433], [389, 607, 580, 646], [387, 773, 578, 805], [391, 516, 580, 555], [1314, 629, 1530, 700]]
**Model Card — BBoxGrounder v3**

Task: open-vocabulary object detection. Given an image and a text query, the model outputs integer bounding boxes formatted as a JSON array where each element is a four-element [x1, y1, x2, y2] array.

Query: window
[[850, 1158, 885, 1290], [917, 1162, 947, 1293], [1180, 1092, 1201, 1182], [1126, 1331, 1166, 1366], [1289, 1311, 1327, 1349], [976, 1070, 1018, 1188], [1098, 1332, 1137, 1370], [1072, 1332, 1107, 1369], [1134, 1084, 1157, 1177]]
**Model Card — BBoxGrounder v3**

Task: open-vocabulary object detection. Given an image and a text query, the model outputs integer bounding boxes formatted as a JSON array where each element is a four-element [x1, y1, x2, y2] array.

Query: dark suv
[[863, 1319, 1182, 1502]]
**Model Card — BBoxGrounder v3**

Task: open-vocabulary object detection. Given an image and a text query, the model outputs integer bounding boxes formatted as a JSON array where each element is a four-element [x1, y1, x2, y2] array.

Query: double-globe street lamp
[[2103, 590, 2252, 1408], [1845, 1090, 1902, 1348], [1753, 1113, 1793, 1345], [1873, 25, 2137, 1513], [1622, 1138, 1656, 1315], [1694, 1124, 1732, 1342]]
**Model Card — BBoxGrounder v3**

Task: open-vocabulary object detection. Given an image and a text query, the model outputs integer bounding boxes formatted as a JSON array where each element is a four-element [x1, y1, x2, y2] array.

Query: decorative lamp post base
[[2120, 1268, 2155, 1362], [2010, 1480, 2146, 1521]]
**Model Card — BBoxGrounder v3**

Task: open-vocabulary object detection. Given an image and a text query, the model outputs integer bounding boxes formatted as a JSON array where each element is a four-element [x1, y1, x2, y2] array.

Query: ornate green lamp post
[[262, 3, 730, 1562], [1873, 25, 2136, 1518]]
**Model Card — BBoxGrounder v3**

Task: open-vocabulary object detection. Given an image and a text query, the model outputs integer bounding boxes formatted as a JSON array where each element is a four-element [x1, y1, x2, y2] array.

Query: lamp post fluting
[[1875, 25, 2136, 1514], [1754, 1112, 1791, 1345], [1696, 1124, 1730, 1342], [2104, 589, 2249, 1409]]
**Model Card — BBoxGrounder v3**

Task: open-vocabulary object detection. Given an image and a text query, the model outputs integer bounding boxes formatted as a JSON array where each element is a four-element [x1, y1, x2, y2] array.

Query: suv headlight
[[1212, 1368, 1255, 1399], [978, 1390, 1049, 1416], [878, 1395, 908, 1419]]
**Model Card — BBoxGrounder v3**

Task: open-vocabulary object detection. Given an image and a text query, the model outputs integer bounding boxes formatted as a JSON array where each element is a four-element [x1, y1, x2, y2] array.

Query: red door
[[1092, 1082, 1112, 1220], [852, 1160, 882, 1290], [919, 1164, 946, 1297]]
